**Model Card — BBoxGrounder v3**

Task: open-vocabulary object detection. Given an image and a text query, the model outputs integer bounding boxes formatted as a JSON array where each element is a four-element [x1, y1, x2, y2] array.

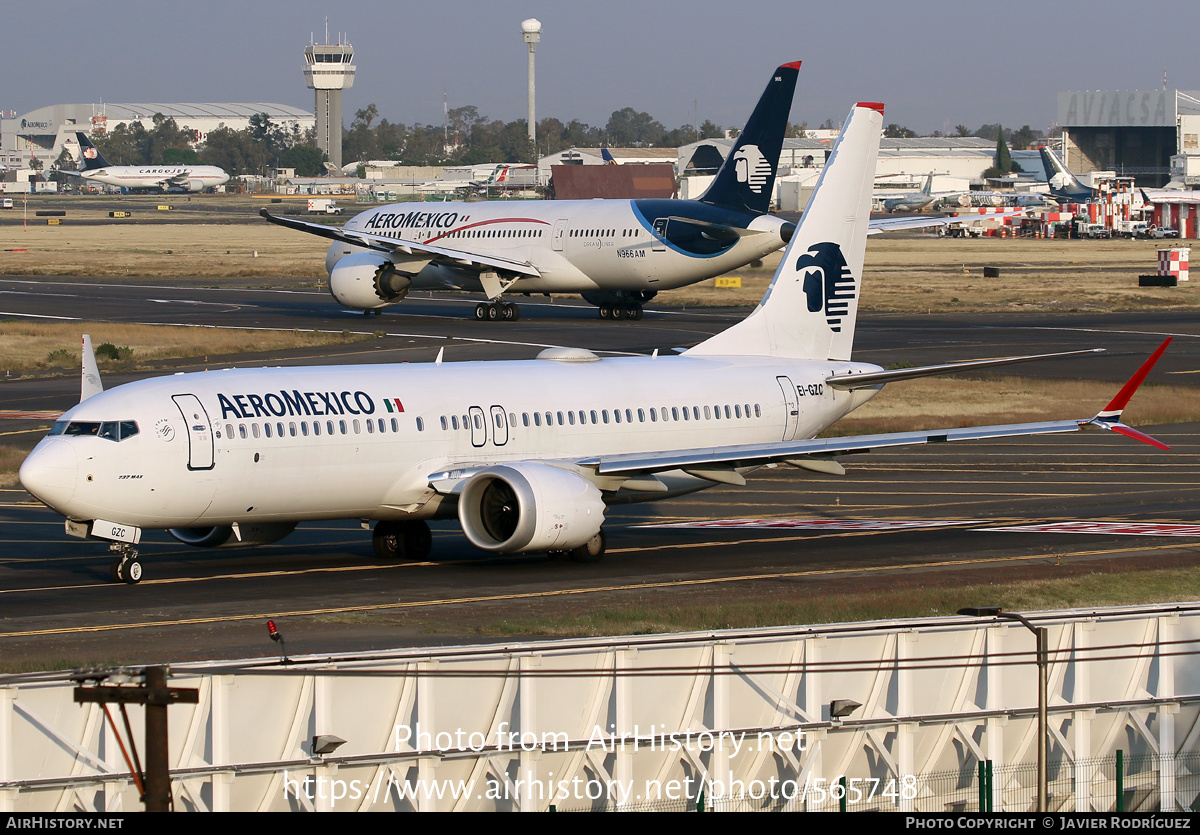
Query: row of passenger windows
[[570, 229, 644, 238], [217, 416, 426, 440], [437, 403, 762, 432], [377, 227, 544, 241]]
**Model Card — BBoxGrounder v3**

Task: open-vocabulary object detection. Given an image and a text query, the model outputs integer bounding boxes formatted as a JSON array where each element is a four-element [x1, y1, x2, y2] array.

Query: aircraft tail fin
[[74, 132, 112, 171], [601, 148, 617, 165], [81, 335, 103, 402], [688, 102, 882, 360], [1039, 146, 1090, 199], [696, 62, 800, 215]]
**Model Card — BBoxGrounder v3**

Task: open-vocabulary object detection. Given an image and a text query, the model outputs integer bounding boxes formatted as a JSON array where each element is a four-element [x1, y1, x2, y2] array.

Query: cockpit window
[[50, 420, 139, 441]]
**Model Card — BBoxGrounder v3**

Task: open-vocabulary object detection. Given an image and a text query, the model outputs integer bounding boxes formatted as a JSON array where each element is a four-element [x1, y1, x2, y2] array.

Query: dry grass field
[[671, 237, 1198, 312], [0, 321, 370, 375], [1, 199, 1196, 312]]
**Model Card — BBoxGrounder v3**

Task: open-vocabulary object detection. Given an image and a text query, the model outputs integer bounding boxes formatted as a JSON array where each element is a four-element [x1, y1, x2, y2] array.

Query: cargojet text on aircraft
[[72, 131, 230, 193], [20, 102, 1171, 584], [262, 62, 804, 322]]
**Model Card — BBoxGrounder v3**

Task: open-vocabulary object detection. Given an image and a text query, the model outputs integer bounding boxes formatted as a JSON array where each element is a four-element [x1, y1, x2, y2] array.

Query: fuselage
[[80, 165, 230, 192], [327, 198, 792, 300], [20, 354, 882, 531]]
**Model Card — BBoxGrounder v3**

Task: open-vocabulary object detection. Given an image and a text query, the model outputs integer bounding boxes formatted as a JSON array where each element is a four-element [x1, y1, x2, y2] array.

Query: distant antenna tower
[[303, 24, 356, 170], [521, 19, 541, 150], [444, 90, 449, 148]]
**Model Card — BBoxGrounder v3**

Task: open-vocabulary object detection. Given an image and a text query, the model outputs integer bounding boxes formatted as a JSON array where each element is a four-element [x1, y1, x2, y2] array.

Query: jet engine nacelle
[[186, 179, 205, 192], [328, 251, 412, 310], [168, 522, 298, 548], [458, 463, 605, 553]]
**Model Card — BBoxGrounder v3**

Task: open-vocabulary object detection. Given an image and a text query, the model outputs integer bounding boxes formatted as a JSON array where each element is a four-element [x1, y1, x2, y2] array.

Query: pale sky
[[2, 0, 1194, 137]]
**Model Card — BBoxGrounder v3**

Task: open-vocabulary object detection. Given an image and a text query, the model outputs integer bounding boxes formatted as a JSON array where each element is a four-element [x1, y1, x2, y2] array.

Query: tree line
[[77, 107, 1048, 177]]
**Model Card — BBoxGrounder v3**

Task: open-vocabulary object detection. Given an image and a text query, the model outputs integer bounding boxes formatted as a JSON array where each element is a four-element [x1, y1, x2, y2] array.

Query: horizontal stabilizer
[[826, 349, 1104, 390]]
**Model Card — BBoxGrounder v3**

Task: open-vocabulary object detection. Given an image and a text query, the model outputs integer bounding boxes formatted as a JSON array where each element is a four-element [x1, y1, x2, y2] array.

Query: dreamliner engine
[[457, 463, 605, 553], [168, 523, 297, 548], [328, 251, 412, 309]]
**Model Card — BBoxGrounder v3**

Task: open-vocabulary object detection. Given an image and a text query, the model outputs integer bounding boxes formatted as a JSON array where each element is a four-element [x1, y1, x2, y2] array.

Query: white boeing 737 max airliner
[[20, 103, 1170, 583]]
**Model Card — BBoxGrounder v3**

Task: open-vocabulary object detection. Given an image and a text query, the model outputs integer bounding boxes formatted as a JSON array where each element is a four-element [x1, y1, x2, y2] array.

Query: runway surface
[[0, 276, 1197, 668]]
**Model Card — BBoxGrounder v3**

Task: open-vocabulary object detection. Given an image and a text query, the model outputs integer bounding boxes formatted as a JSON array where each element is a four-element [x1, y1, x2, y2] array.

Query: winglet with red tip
[[1083, 338, 1172, 449]]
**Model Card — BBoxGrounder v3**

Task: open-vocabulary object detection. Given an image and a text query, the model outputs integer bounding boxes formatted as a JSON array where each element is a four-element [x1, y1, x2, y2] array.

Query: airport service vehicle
[[71, 132, 229, 193], [0, 198, 12, 209], [20, 103, 1171, 584], [1146, 225, 1180, 239], [308, 198, 343, 215]]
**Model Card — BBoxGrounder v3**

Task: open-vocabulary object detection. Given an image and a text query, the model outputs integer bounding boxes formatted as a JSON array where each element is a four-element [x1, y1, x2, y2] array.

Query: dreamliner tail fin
[[74, 132, 111, 171], [696, 62, 800, 215], [688, 102, 883, 360]]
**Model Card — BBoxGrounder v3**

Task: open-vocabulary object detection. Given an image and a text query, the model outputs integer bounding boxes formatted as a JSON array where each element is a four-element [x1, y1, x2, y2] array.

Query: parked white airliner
[[72, 132, 229, 193], [20, 103, 1170, 584]]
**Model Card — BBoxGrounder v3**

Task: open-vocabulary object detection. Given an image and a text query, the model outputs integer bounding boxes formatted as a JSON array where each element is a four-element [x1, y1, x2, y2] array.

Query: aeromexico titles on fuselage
[[216, 388, 396, 421], [354, 200, 772, 259]]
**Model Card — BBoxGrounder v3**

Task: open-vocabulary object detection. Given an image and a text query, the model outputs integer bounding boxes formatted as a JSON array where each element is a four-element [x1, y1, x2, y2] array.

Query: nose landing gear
[[108, 543, 143, 584]]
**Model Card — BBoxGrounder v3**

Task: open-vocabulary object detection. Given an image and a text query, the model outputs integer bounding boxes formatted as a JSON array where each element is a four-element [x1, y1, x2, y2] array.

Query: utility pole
[[73, 666, 199, 812]]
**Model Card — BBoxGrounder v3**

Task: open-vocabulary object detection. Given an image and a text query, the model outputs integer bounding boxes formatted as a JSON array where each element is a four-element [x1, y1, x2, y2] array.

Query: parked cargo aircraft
[[20, 102, 1170, 584], [71, 132, 229, 193], [882, 173, 938, 212]]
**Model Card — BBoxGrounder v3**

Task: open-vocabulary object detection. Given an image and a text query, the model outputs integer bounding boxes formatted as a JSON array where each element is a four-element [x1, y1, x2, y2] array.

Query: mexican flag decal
[[383, 398, 405, 413]]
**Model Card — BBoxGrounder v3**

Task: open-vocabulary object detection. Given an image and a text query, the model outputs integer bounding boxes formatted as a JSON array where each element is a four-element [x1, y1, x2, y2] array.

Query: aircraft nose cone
[[19, 441, 79, 512]]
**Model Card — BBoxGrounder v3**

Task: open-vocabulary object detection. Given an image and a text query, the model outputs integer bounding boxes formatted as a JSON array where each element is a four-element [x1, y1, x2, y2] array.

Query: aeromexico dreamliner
[[20, 102, 1171, 584], [72, 131, 230, 193], [264, 62, 804, 322]]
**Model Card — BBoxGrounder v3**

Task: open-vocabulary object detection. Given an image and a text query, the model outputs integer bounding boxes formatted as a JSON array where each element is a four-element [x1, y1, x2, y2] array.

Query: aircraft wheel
[[110, 557, 124, 583], [373, 520, 432, 561], [486, 303, 501, 321], [509, 304, 521, 321], [630, 306, 644, 321], [567, 529, 606, 563], [124, 560, 143, 584], [474, 303, 488, 321], [598, 305, 610, 320], [501, 303, 518, 321], [372, 309, 382, 317]]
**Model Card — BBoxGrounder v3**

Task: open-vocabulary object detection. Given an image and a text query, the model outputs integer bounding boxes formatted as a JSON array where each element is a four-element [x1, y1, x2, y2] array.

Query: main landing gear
[[108, 543, 143, 584], [372, 520, 434, 561], [597, 304, 643, 321], [473, 301, 521, 322]]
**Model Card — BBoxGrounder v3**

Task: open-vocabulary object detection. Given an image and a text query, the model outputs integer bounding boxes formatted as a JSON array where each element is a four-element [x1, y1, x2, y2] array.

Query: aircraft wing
[[867, 209, 1028, 235], [429, 340, 1171, 493], [260, 210, 542, 278]]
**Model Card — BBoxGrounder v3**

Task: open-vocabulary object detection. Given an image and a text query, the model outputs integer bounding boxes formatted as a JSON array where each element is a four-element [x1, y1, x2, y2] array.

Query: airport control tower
[[303, 30, 355, 170]]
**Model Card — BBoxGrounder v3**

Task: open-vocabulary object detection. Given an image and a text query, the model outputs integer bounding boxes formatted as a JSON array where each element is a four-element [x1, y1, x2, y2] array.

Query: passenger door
[[172, 394, 215, 470], [776, 376, 800, 441]]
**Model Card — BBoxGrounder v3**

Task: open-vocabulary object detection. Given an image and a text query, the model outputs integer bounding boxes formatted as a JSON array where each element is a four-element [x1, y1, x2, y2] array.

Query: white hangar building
[[0, 103, 314, 169]]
